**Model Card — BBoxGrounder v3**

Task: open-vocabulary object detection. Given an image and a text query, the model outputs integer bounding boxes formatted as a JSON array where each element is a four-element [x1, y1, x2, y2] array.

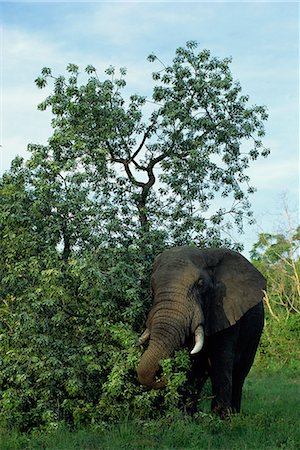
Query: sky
[[1, 1, 299, 256]]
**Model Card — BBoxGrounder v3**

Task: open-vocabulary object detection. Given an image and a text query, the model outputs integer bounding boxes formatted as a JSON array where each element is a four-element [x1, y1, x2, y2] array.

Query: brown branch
[[263, 290, 280, 322], [123, 161, 145, 188], [131, 128, 151, 161], [141, 152, 169, 198]]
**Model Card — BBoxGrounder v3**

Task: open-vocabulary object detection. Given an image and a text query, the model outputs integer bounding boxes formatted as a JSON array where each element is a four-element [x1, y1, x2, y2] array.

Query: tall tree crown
[[31, 41, 269, 254]]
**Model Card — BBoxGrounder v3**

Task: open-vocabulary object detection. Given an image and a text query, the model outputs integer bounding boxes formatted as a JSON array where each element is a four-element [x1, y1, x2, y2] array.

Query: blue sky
[[1, 1, 299, 255]]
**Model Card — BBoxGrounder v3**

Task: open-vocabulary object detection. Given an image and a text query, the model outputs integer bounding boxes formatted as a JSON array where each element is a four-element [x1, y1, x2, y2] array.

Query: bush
[[256, 310, 300, 371]]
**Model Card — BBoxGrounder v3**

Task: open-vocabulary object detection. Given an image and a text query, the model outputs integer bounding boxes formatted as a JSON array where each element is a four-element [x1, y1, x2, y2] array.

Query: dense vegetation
[[0, 42, 299, 445], [1, 370, 299, 449]]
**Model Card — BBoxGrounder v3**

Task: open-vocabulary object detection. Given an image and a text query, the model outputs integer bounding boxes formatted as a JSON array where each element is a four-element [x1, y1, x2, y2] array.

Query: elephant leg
[[231, 348, 254, 413], [231, 341, 259, 413], [189, 350, 210, 414], [208, 324, 239, 417], [210, 361, 233, 417], [231, 369, 243, 413], [231, 303, 264, 413], [190, 347, 210, 390], [180, 349, 209, 415]]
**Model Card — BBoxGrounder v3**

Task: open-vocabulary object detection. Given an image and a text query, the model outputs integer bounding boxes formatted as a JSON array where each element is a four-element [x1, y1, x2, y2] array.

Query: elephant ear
[[202, 249, 266, 336]]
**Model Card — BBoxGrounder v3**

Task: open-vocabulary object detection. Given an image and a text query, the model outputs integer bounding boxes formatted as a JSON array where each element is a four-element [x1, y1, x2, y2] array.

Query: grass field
[[1, 369, 299, 450]]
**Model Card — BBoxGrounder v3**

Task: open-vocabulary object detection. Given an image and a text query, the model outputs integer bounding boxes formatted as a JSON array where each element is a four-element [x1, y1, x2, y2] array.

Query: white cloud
[[248, 158, 299, 191], [3, 26, 62, 70], [1, 26, 57, 172]]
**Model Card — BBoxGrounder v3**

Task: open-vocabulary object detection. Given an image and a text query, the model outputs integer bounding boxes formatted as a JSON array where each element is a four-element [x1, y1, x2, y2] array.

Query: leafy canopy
[[33, 40, 269, 250]]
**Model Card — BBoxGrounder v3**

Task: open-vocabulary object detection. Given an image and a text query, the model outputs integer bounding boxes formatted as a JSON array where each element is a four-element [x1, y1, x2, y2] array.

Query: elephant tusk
[[190, 325, 204, 355], [138, 328, 150, 345]]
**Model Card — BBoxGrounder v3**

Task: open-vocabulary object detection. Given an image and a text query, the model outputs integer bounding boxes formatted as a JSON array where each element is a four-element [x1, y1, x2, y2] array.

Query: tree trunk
[[62, 221, 71, 263]]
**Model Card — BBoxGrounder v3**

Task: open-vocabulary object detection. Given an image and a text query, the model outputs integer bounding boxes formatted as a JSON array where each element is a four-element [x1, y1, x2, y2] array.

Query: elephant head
[[136, 246, 266, 389]]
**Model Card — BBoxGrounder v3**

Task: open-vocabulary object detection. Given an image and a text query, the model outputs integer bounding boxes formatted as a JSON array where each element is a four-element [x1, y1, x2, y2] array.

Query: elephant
[[136, 246, 265, 417]]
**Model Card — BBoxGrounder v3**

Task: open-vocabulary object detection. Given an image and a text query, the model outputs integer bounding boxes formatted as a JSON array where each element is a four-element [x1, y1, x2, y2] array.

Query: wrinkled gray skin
[[136, 246, 265, 416]]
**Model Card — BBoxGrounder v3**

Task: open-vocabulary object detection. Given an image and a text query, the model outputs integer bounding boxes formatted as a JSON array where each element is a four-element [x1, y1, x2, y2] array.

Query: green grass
[[1, 369, 299, 449]]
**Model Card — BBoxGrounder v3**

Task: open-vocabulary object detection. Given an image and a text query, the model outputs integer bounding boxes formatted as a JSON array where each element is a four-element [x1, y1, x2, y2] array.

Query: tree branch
[[130, 127, 151, 162]]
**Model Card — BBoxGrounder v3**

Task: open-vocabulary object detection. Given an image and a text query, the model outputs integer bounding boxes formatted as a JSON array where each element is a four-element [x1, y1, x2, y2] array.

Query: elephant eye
[[196, 277, 210, 294], [189, 279, 206, 300]]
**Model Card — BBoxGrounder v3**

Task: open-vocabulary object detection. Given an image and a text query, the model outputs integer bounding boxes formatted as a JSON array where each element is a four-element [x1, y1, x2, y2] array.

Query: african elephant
[[136, 246, 265, 417]]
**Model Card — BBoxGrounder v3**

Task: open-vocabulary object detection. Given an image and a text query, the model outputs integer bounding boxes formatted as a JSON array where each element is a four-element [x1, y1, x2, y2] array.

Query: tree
[[251, 221, 300, 318], [33, 41, 269, 255]]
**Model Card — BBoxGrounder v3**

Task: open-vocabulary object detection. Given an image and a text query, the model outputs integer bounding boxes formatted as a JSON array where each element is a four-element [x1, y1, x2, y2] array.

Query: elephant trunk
[[136, 344, 167, 389], [137, 311, 185, 389], [137, 289, 203, 389]]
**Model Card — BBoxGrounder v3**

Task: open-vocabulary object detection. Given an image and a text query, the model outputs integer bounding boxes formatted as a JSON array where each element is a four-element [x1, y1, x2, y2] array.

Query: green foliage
[[0, 244, 146, 430], [1, 371, 299, 449], [251, 228, 300, 264], [31, 40, 268, 247], [0, 42, 271, 432], [257, 311, 300, 371], [251, 225, 300, 370], [251, 226, 300, 317]]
